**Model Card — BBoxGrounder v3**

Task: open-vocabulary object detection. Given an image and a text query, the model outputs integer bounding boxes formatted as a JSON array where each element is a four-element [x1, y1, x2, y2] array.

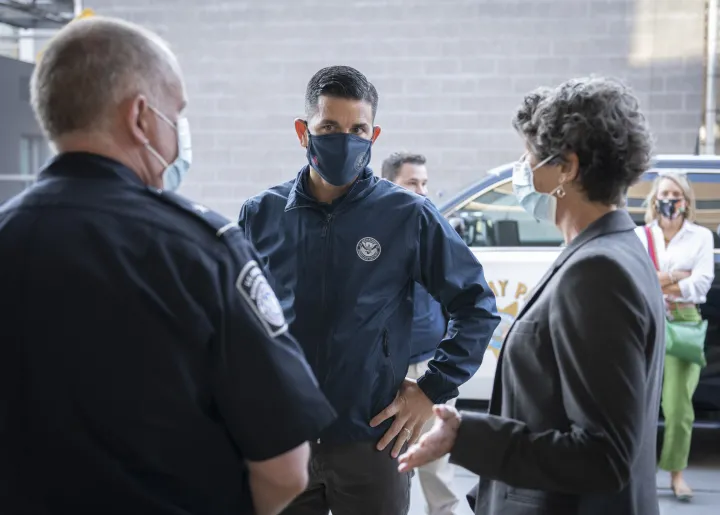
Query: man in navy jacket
[[238, 65, 499, 515]]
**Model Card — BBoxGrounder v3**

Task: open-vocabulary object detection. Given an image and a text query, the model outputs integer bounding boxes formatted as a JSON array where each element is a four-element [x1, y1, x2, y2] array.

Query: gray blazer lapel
[[487, 258, 560, 414], [514, 262, 560, 320]]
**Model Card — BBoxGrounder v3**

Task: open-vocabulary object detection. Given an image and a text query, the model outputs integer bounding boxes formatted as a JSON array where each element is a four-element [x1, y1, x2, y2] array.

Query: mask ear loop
[[145, 142, 170, 168], [144, 105, 176, 169]]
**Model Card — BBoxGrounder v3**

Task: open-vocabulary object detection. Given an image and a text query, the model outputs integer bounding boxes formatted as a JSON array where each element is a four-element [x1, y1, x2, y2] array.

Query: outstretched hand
[[397, 404, 461, 472]]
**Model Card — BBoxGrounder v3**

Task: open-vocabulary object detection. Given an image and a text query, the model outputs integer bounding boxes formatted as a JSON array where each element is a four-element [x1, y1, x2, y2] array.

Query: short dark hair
[[305, 65, 379, 120], [381, 152, 427, 182], [512, 77, 653, 206]]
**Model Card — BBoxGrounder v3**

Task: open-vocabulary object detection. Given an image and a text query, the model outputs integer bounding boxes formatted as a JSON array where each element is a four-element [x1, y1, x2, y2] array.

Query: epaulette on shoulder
[[146, 187, 239, 239]]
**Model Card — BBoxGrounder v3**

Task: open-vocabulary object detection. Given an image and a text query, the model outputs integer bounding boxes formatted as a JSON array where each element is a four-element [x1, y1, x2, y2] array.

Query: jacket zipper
[[320, 212, 332, 308], [321, 213, 332, 237], [316, 212, 334, 446], [317, 212, 333, 381]]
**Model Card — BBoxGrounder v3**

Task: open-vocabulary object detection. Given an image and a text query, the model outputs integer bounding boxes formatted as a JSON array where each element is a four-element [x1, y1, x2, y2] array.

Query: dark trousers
[[282, 440, 412, 515]]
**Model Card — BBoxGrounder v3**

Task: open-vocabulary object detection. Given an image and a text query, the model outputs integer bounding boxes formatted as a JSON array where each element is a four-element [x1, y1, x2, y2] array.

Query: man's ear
[[127, 94, 152, 145], [371, 125, 382, 143], [294, 119, 309, 148]]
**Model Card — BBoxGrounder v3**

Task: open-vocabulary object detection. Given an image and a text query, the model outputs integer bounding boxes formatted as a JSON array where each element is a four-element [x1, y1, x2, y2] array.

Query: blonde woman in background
[[636, 172, 714, 501]]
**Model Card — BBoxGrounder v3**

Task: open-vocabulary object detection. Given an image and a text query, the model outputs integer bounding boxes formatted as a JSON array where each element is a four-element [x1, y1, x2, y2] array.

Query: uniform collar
[[285, 165, 376, 211], [39, 152, 146, 187]]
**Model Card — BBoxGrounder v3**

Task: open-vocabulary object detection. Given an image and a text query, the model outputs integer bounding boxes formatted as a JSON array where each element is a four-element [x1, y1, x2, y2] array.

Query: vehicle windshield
[[448, 167, 720, 248]]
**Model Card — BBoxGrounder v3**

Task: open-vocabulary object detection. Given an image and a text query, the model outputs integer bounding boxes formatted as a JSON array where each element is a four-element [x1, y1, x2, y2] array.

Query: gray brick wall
[[89, 0, 707, 218]]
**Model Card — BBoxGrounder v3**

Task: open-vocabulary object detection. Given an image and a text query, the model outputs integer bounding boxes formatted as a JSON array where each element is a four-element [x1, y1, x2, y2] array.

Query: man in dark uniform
[[238, 66, 499, 515], [0, 17, 335, 515]]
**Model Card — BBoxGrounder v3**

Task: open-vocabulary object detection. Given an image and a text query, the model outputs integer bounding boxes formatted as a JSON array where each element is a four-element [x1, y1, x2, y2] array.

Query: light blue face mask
[[145, 106, 192, 191], [511, 153, 563, 224]]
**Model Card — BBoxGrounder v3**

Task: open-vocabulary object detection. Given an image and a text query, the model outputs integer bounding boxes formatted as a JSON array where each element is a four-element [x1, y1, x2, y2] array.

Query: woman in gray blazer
[[399, 77, 665, 515]]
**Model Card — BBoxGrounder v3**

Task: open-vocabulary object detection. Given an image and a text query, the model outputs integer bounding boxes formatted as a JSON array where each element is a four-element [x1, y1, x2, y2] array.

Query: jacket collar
[[285, 165, 377, 212], [39, 152, 146, 187]]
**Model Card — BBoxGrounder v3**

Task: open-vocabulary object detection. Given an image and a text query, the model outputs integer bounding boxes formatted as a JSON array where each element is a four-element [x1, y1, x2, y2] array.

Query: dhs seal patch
[[235, 260, 287, 337], [356, 237, 381, 262]]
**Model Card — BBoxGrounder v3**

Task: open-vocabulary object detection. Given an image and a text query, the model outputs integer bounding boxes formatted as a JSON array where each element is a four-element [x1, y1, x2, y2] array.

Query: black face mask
[[655, 198, 682, 219], [304, 122, 372, 187]]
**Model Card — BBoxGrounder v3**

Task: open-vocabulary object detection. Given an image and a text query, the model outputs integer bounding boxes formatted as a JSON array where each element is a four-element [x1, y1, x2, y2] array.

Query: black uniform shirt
[[0, 152, 336, 515]]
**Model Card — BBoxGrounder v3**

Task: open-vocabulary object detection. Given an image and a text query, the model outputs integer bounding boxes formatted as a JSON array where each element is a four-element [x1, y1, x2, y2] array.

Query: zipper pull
[[382, 330, 389, 357], [321, 213, 332, 237]]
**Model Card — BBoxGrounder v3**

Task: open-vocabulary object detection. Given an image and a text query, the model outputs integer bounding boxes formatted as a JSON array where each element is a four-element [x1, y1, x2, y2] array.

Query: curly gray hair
[[512, 77, 653, 205]]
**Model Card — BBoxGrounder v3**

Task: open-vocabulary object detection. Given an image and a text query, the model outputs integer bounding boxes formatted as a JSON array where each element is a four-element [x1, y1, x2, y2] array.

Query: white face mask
[[512, 153, 563, 224], [145, 106, 192, 191]]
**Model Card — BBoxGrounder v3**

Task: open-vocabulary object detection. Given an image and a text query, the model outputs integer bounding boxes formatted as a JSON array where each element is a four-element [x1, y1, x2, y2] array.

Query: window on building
[[0, 135, 46, 204], [19, 134, 45, 176]]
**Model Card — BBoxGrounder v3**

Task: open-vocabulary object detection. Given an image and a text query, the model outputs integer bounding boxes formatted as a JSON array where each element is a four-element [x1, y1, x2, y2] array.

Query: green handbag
[[643, 225, 707, 367], [665, 318, 707, 367]]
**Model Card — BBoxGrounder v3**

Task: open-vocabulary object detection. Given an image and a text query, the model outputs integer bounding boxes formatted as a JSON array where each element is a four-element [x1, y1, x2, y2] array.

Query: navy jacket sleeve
[[238, 199, 296, 325], [414, 198, 500, 404], [211, 232, 336, 462]]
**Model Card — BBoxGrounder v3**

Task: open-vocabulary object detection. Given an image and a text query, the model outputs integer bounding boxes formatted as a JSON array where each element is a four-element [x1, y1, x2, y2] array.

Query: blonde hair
[[643, 172, 696, 224]]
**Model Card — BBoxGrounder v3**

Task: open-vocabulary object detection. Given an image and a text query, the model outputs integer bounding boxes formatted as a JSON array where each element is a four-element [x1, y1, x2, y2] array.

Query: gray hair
[[31, 16, 182, 139], [512, 77, 653, 205], [381, 152, 427, 181]]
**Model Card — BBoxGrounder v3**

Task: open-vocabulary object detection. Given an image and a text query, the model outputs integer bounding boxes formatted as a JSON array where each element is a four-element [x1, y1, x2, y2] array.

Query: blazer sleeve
[[450, 255, 652, 494]]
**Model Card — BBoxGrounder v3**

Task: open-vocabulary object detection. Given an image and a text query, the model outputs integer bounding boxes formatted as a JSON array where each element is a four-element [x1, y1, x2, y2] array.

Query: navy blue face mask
[[305, 127, 372, 187]]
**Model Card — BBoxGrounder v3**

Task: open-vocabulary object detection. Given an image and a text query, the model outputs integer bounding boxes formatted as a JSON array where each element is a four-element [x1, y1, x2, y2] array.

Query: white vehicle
[[439, 155, 720, 415]]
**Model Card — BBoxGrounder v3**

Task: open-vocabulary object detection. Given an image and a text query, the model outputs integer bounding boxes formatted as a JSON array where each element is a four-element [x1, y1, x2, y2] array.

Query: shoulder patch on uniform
[[236, 260, 288, 338], [191, 202, 209, 213], [147, 188, 240, 238]]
